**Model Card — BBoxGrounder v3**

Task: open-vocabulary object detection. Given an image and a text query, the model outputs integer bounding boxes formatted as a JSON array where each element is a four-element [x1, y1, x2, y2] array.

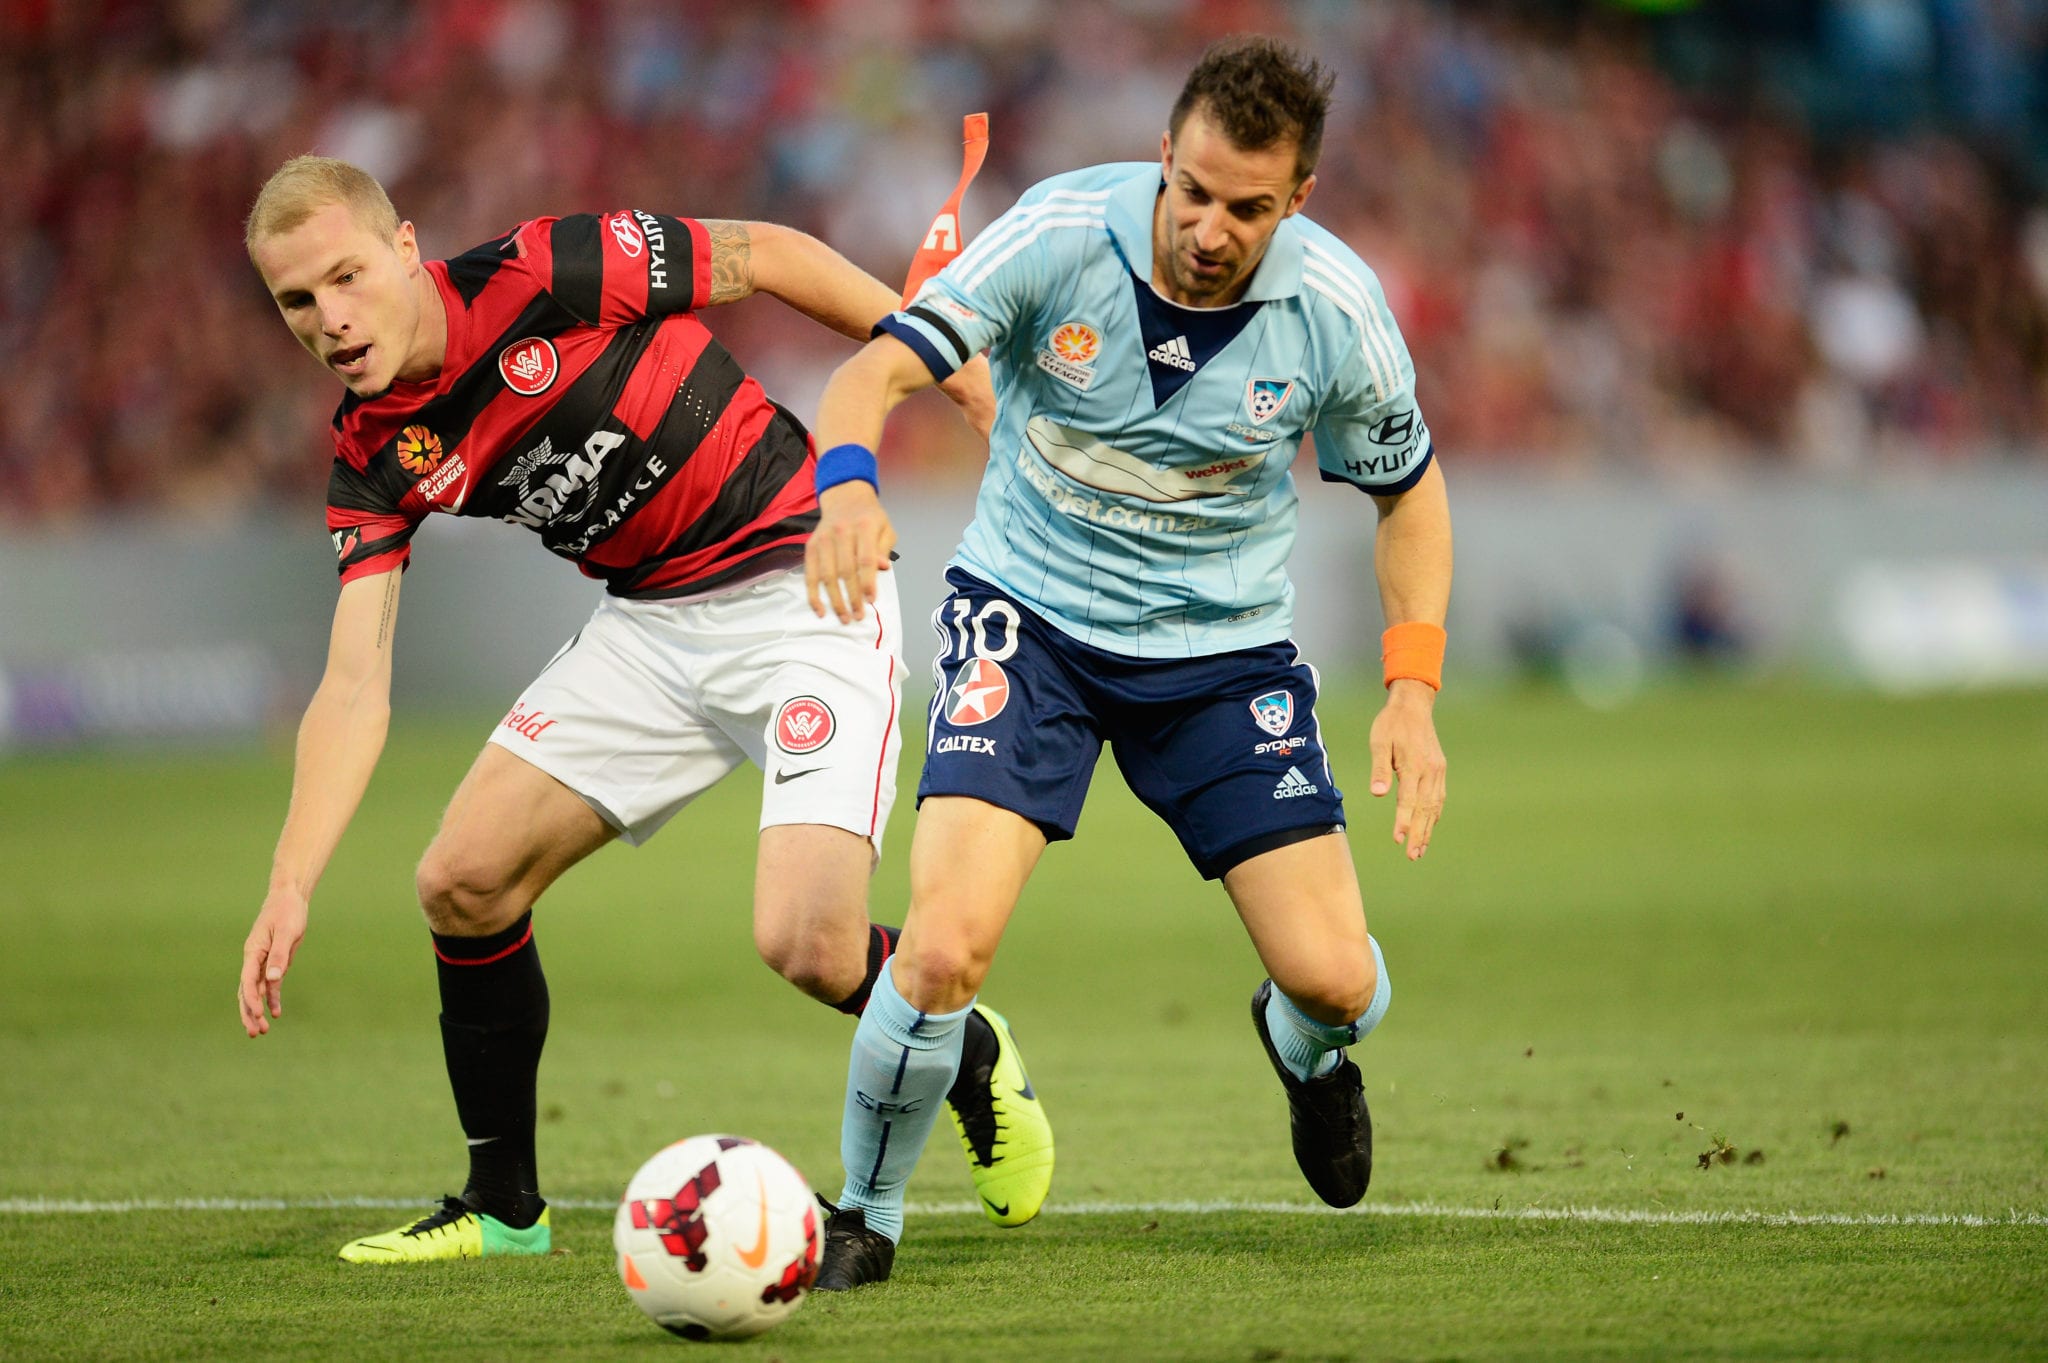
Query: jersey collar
[[1105, 162, 1306, 304]]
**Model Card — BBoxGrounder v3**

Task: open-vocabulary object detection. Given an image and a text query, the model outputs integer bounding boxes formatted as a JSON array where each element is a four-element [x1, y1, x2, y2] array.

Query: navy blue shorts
[[916, 568, 1347, 879]]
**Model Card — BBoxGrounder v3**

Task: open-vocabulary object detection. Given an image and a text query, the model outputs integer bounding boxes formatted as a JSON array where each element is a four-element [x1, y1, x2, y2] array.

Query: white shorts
[[487, 567, 904, 850]]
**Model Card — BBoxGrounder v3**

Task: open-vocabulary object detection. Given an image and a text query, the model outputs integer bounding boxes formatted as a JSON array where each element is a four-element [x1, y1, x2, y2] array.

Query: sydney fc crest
[[1246, 378, 1296, 425], [1249, 689, 1294, 737]]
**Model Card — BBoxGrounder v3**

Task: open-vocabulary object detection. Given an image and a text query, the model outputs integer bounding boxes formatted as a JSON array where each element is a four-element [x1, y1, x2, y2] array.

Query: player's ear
[[394, 220, 419, 266], [1285, 172, 1317, 219], [1159, 128, 1174, 176]]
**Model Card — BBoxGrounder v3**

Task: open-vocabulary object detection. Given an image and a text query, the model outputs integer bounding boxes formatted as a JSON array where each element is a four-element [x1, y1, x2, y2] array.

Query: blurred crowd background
[[4, 0, 2048, 523]]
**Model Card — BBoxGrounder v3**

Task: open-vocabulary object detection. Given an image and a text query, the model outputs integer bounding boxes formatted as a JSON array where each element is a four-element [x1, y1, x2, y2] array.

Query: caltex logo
[[945, 657, 1011, 726], [499, 337, 560, 396], [1049, 323, 1099, 365], [774, 696, 835, 754], [394, 425, 445, 475], [1249, 689, 1293, 737]]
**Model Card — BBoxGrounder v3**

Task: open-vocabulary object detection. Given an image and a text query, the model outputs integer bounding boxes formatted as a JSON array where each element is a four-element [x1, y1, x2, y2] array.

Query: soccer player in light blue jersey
[[802, 36, 1453, 1289]]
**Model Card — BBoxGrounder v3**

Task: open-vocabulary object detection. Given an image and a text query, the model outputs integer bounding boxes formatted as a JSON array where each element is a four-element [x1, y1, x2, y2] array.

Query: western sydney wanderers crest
[[499, 337, 560, 396], [945, 657, 1010, 726], [1249, 689, 1293, 737], [1246, 378, 1295, 425], [394, 425, 445, 474], [774, 696, 835, 754]]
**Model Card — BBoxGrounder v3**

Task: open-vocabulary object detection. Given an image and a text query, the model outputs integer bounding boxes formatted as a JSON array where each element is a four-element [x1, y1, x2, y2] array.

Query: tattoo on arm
[[703, 220, 754, 305], [375, 574, 398, 649]]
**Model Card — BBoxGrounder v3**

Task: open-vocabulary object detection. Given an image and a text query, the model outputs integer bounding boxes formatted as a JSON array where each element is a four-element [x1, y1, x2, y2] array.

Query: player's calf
[[822, 923, 900, 1015], [820, 929, 1056, 1228]]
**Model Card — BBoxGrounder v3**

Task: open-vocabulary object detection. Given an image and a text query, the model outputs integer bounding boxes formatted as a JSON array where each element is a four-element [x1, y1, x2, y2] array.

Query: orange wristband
[[1382, 621, 1446, 691]]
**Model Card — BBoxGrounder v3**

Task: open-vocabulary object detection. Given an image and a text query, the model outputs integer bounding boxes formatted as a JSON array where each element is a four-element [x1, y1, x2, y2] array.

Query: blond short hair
[[244, 155, 400, 254]]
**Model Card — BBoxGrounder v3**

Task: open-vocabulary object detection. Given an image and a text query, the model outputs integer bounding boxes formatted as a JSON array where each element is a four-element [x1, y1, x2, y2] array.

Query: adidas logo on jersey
[[1273, 766, 1320, 800], [1148, 334, 1196, 371]]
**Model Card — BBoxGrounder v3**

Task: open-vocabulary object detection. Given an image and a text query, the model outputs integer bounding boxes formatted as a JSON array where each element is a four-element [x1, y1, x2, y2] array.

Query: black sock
[[433, 911, 548, 1228], [830, 923, 901, 1016]]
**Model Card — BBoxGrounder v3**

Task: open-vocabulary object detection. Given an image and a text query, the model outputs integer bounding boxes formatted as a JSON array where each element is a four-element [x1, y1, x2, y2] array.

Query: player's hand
[[1368, 679, 1446, 860], [239, 885, 309, 1037], [938, 355, 996, 442], [805, 481, 896, 623]]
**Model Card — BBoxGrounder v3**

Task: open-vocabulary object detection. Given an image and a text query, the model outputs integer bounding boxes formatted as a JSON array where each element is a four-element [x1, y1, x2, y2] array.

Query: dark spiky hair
[[1168, 36, 1334, 182]]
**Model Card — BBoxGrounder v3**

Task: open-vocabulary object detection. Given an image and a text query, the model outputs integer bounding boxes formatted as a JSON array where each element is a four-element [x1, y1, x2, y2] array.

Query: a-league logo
[[393, 425, 445, 475], [774, 696, 835, 754], [1249, 689, 1293, 737]]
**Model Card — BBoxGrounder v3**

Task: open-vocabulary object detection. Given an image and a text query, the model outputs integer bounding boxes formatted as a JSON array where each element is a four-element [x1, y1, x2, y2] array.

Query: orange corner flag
[[901, 113, 990, 305]]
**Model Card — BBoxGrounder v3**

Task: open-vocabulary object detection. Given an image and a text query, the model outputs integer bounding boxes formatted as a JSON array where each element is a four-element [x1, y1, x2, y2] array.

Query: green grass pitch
[[2, 682, 2044, 1361]]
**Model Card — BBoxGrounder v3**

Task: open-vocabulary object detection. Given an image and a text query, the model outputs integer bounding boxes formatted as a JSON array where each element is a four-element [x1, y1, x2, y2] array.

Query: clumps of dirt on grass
[[1694, 1134, 1766, 1170], [1487, 1136, 1532, 1171]]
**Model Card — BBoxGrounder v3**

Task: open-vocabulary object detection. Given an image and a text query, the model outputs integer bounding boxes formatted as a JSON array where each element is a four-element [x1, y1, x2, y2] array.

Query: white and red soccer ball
[[614, 1135, 822, 1341]]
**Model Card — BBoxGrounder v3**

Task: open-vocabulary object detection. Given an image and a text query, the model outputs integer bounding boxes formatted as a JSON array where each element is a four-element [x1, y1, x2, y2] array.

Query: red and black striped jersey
[[325, 211, 818, 598]]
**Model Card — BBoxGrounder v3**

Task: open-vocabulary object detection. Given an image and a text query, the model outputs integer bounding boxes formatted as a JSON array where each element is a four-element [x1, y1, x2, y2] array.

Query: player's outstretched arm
[[702, 220, 900, 343], [804, 335, 939, 624], [1368, 461, 1453, 861], [239, 569, 401, 1037], [701, 220, 993, 438]]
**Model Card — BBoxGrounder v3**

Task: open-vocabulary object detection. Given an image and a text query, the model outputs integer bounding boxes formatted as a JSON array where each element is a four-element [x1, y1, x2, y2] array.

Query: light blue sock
[[836, 959, 972, 1243], [1266, 935, 1391, 1081]]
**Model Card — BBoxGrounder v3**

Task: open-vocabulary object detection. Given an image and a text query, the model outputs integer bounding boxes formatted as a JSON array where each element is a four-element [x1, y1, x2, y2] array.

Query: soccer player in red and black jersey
[[235, 156, 1054, 1263]]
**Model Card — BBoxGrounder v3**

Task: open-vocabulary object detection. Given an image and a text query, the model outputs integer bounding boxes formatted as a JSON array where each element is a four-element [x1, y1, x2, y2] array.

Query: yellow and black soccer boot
[[945, 1005, 1054, 1226], [337, 1195, 550, 1263]]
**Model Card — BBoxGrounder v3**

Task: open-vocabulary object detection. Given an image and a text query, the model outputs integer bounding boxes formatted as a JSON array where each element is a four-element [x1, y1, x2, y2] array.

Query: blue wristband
[[815, 443, 879, 494]]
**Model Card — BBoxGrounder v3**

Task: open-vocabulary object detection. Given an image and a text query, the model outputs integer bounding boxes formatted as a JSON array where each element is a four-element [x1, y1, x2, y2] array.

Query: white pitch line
[[0, 1196, 2041, 1228]]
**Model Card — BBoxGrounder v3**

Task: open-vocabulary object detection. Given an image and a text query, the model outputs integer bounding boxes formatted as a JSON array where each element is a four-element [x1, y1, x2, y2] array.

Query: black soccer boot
[[812, 1200, 896, 1291], [1250, 978, 1373, 1207]]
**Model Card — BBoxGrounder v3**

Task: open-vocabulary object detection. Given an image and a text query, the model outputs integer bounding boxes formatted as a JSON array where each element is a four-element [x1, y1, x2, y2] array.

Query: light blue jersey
[[880, 161, 1433, 658]]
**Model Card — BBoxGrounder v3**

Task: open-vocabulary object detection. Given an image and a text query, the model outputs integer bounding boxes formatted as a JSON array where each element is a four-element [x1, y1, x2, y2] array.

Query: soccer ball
[[613, 1134, 823, 1341]]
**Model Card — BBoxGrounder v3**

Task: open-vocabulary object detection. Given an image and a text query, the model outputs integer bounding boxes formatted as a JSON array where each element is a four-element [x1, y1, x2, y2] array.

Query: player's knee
[[753, 919, 858, 1004], [415, 844, 522, 935], [890, 934, 989, 1013], [1280, 951, 1378, 1026]]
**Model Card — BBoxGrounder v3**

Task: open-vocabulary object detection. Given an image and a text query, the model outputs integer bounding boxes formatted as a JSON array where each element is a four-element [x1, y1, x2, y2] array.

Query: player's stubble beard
[[1166, 235, 1265, 307], [1152, 198, 1273, 308]]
